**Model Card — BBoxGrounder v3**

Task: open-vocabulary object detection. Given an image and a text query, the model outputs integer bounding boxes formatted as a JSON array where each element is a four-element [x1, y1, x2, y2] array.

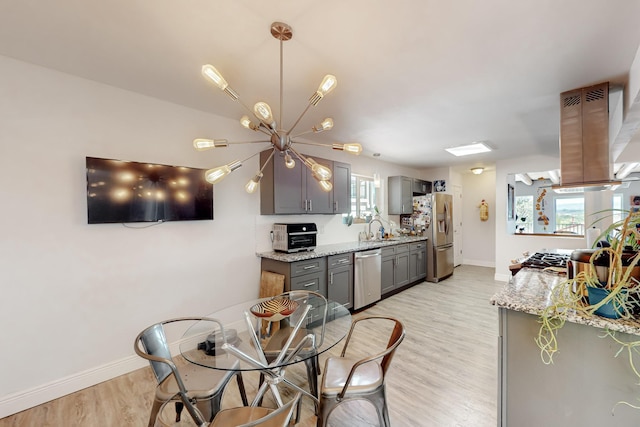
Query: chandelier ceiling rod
[[194, 21, 362, 194]]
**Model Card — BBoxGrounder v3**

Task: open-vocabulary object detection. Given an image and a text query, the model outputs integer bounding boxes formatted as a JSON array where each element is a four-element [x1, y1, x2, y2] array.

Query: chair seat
[[156, 361, 236, 401], [321, 357, 384, 396], [209, 407, 273, 426]]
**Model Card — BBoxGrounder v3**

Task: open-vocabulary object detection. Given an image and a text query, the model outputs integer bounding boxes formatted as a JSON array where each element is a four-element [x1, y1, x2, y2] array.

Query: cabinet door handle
[[302, 281, 316, 288], [303, 265, 316, 270], [330, 272, 334, 284], [338, 258, 349, 264], [334, 201, 338, 211], [309, 200, 313, 211]]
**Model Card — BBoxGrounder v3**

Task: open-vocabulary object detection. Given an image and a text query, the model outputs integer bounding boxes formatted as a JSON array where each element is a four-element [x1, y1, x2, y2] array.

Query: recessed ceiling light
[[445, 142, 492, 157]]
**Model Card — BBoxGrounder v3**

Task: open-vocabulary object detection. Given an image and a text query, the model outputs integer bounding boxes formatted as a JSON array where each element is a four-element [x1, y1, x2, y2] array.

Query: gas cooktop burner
[[521, 252, 570, 269]]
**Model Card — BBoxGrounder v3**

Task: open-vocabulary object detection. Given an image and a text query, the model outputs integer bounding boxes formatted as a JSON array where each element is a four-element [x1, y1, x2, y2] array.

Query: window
[[515, 195, 533, 233], [554, 197, 585, 234], [350, 175, 377, 221], [612, 193, 623, 224]]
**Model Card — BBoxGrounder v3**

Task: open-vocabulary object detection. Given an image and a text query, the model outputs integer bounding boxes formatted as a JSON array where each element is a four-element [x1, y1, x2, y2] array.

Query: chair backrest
[[279, 290, 328, 340], [136, 322, 174, 384], [134, 317, 226, 385], [342, 315, 405, 376], [209, 393, 301, 427]]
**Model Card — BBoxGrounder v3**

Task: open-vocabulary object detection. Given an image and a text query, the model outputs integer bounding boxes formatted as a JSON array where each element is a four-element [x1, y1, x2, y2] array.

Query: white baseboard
[[494, 272, 510, 282], [462, 258, 495, 268], [0, 355, 147, 418]]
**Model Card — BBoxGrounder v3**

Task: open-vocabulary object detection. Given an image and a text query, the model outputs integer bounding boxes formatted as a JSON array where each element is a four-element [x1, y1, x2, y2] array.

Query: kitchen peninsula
[[492, 268, 640, 426]]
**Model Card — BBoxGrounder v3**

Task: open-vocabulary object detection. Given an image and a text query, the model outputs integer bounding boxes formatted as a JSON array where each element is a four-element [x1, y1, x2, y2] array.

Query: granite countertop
[[491, 267, 640, 336], [257, 235, 429, 262]]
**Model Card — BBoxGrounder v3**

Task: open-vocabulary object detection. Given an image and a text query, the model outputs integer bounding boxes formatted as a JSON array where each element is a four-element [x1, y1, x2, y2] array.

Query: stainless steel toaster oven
[[272, 223, 317, 253]]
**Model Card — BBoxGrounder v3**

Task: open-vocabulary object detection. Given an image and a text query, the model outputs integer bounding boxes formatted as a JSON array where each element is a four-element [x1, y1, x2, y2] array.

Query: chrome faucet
[[367, 218, 384, 240]]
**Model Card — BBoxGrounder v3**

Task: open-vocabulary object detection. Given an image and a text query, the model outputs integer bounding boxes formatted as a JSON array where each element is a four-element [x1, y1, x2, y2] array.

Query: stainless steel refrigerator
[[420, 193, 454, 282]]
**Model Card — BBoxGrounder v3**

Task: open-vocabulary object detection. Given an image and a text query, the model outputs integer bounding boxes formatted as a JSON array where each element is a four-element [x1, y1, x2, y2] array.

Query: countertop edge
[[491, 268, 640, 337], [256, 236, 429, 262]]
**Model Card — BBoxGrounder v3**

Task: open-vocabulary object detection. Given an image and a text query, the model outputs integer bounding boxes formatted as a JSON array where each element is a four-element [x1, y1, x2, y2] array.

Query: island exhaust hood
[[553, 81, 621, 192]]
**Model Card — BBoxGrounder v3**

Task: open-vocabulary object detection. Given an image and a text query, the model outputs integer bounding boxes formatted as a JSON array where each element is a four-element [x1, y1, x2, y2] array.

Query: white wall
[[0, 55, 425, 416], [462, 170, 496, 267]]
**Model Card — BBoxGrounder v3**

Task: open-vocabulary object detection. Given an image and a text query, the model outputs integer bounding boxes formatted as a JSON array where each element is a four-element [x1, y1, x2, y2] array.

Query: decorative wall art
[[507, 184, 515, 220], [434, 180, 446, 192], [536, 187, 549, 230]]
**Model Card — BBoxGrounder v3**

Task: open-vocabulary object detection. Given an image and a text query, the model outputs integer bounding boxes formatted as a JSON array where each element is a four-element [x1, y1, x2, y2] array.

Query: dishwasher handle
[[355, 249, 381, 259]]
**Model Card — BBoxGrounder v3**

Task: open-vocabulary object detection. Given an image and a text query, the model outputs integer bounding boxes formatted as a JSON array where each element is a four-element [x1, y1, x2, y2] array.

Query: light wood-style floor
[[0, 265, 503, 426]]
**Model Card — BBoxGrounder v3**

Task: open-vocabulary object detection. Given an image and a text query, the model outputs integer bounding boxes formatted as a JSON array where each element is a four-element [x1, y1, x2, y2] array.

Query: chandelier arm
[[290, 140, 331, 149], [289, 130, 314, 139], [258, 148, 277, 175], [239, 145, 274, 164], [286, 104, 313, 136], [279, 37, 284, 130], [255, 126, 274, 137], [237, 99, 259, 119], [223, 140, 272, 145], [288, 146, 308, 163]]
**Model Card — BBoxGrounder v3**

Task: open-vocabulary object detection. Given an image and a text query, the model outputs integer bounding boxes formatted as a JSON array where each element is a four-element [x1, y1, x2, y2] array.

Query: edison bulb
[[284, 153, 296, 169], [245, 179, 259, 194], [253, 102, 275, 128], [319, 180, 333, 192], [317, 75, 337, 96], [201, 65, 228, 90]]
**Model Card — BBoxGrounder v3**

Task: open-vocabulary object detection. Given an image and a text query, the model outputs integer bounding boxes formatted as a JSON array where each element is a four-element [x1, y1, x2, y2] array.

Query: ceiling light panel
[[445, 142, 492, 157]]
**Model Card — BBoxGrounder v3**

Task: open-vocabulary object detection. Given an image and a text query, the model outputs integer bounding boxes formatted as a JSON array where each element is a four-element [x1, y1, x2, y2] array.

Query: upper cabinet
[[259, 150, 350, 215], [332, 161, 351, 214], [412, 179, 431, 196], [388, 176, 413, 214], [388, 176, 432, 214]]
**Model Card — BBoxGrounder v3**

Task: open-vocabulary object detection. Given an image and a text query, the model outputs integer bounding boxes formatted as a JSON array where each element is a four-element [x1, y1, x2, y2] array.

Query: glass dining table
[[179, 293, 352, 409]]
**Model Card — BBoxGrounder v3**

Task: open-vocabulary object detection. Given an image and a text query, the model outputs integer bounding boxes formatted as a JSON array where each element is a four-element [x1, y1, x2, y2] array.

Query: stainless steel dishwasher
[[354, 248, 382, 310]]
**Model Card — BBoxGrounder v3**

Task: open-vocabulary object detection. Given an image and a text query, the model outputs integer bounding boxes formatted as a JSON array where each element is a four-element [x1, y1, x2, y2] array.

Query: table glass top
[[179, 294, 352, 371]]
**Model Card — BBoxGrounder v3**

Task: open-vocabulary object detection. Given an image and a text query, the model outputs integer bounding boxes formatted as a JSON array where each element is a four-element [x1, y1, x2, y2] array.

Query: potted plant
[[535, 209, 640, 409]]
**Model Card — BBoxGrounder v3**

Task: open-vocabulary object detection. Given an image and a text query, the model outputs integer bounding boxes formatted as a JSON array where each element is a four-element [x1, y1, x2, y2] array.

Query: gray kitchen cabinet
[[412, 179, 431, 195], [380, 244, 410, 295], [261, 257, 327, 324], [303, 158, 334, 214], [332, 161, 351, 214], [260, 149, 346, 215], [327, 253, 353, 310], [409, 241, 427, 282], [381, 248, 396, 295], [261, 257, 327, 296], [388, 176, 413, 214]]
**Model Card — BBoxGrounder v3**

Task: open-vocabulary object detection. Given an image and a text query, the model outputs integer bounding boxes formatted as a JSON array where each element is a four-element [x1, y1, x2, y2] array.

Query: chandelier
[[193, 22, 363, 194]]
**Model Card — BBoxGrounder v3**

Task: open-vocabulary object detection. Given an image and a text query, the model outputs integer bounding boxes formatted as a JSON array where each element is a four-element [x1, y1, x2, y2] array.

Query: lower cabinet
[[327, 253, 353, 311], [261, 239, 427, 311], [261, 257, 327, 325], [409, 242, 427, 283], [381, 244, 410, 296]]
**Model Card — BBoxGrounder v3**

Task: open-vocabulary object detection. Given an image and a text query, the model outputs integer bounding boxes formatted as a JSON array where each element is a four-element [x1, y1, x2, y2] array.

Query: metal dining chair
[[317, 315, 405, 427], [154, 392, 302, 427], [259, 290, 328, 400], [135, 317, 249, 427]]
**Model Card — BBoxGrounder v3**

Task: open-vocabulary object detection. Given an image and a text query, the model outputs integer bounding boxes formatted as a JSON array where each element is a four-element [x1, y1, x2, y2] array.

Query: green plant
[[535, 209, 640, 410]]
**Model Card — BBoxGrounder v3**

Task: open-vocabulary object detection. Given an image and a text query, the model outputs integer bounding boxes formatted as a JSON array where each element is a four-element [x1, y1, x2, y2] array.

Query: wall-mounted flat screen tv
[[86, 157, 213, 224]]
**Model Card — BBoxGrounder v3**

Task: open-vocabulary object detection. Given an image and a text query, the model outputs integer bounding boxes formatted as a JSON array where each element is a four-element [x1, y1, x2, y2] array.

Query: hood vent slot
[[556, 82, 616, 190]]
